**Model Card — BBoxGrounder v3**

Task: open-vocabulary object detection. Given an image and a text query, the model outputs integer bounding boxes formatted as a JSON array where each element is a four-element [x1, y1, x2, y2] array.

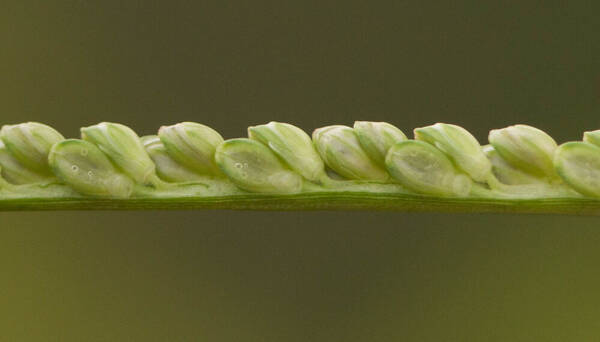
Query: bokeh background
[[1, 1, 600, 341]]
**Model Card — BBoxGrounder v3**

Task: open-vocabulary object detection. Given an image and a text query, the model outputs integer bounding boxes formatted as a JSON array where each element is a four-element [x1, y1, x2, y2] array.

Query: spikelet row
[[1, 121, 599, 199]]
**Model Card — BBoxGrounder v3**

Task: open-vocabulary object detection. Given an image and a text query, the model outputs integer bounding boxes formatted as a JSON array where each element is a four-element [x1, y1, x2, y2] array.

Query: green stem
[[0, 179, 596, 214], [0, 193, 599, 214]]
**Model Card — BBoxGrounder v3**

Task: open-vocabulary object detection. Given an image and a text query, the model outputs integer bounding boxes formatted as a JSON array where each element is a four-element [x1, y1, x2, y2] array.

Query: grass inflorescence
[[1, 120, 600, 214]]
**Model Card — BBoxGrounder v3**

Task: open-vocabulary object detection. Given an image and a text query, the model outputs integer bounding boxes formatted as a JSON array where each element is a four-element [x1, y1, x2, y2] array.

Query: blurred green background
[[1, 1, 600, 341]]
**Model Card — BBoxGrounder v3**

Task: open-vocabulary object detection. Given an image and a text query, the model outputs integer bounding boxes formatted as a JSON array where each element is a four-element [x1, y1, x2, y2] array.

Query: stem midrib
[[1, 192, 599, 214]]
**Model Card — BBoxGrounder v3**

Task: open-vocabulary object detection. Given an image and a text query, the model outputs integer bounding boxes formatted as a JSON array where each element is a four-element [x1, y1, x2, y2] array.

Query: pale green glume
[[554, 142, 600, 197], [583, 130, 600, 148], [415, 123, 491, 183], [488, 124, 558, 180], [248, 121, 326, 182], [0, 139, 51, 184], [312, 125, 389, 181], [158, 122, 224, 176], [81, 122, 159, 185], [482, 145, 544, 185], [354, 121, 407, 166], [49, 139, 134, 198], [141, 135, 206, 183], [0, 122, 64, 175], [385, 140, 472, 197], [215, 138, 303, 194]]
